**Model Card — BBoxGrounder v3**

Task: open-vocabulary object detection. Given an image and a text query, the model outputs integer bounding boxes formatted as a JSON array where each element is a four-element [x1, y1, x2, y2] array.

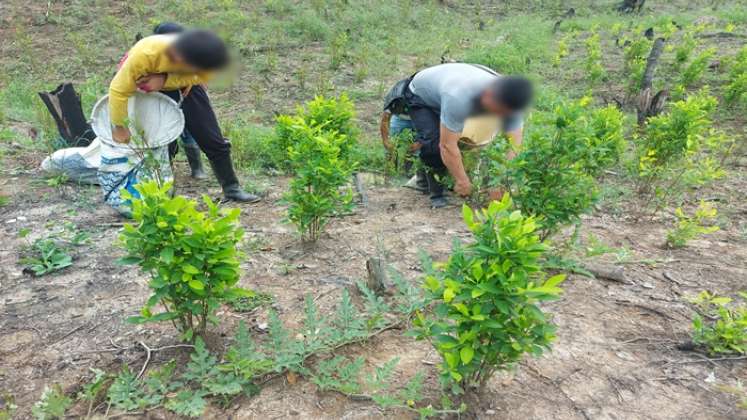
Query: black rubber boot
[[209, 155, 261, 203], [426, 169, 448, 209], [183, 143, 207, 180]]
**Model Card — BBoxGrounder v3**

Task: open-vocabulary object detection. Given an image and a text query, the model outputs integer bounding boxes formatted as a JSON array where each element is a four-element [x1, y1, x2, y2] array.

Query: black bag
[[382, 76, 414, 115]]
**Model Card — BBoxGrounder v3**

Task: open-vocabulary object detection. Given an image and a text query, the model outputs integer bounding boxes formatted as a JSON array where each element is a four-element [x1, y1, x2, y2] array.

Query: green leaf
[[183, 264, 199, 274], [188, 279, 205, 291], [460, 346, 474, 364]]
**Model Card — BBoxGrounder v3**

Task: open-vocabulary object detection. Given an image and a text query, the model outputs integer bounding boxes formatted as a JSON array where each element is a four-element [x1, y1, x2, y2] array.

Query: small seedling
[[688, 291, 746, 355], [666, 201, 719, 248], [22, 238, 73, 276], [32, 384, 71, 420], [228, 292, 274, 313]]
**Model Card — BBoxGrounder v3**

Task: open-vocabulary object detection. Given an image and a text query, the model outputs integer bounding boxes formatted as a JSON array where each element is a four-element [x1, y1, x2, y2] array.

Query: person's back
[[409, 63, 498, 132]]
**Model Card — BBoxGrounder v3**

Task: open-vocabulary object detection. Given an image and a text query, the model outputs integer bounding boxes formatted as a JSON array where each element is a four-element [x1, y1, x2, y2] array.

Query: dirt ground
[[1, 146, 746, 419]]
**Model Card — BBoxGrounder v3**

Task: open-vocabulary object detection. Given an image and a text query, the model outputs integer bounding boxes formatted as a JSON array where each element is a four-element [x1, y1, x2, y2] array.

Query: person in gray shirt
[[404, 63, 533, 207]]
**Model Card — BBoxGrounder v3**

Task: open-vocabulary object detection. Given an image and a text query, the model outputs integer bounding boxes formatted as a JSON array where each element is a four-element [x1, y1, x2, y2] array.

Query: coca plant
[[119, 181, 253, 341], [487, 97, 625, 238], [275, 94, 358, 171], [413, 196, 565, 393], [284, 118, 356, 241]]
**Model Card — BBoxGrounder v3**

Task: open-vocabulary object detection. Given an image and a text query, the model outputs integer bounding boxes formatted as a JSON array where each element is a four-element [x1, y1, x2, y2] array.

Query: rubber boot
[[209, 154, 261, 203], [183, 143, 207, 180], [404, 170, 428, 193], [426, 169, 448, 209]]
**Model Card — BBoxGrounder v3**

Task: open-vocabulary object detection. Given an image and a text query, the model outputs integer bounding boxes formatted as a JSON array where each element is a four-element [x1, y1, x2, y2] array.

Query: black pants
[[404, 89, 445, 171], [162, 86, 231, 163]]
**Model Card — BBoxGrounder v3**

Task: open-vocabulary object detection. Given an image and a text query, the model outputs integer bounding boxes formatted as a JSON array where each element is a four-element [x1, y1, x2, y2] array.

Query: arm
[[162, 71, 213, 91], [379, 111, 393, 151], [109, 60, 140, 128], [439, 123, 471, 196]]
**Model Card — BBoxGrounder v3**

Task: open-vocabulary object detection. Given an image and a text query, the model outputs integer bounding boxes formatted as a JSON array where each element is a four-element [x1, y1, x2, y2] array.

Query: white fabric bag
[[41, 138, 102, 185], [91, 92, 184, 216]]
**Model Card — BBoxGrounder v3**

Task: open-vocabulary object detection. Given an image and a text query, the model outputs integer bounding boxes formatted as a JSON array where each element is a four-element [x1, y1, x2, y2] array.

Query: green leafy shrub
[[32, 385, 71, 420], [414, 196, 564, 392], [275, 94, 358, 172], [689, 291, 747, 355], [486, 97, 625, 238], [634, 91, 720, 209], [666, 201, 720, 248], [623, 36, 653, 93], [584, 32, 606, 85], [284, 119, 356, 241], [674, 47, 716, 97], [119, 181, 253, 340], [725, 46, 747, 107]]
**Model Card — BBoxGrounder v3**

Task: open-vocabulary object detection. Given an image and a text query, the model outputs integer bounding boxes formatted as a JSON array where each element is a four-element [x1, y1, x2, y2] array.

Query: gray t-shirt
[[409, 63, 523, 133]]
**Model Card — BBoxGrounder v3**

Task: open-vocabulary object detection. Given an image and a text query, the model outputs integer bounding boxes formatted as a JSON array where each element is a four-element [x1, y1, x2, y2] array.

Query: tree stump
[[38, 83, 96, 147], [618, 0, 645, 13], [636, 37, 668, 125], [366, 257, 388, 295]]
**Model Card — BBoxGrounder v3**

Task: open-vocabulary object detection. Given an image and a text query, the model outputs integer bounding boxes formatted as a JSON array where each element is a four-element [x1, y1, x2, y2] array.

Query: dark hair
[[491, 76, 533, 111], [172, 30, 229, 70], [153, 22, 185, 35]]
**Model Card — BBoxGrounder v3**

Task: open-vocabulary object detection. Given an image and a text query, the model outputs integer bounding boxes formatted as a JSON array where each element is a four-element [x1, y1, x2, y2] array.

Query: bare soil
[[1, 149, 746, 419]]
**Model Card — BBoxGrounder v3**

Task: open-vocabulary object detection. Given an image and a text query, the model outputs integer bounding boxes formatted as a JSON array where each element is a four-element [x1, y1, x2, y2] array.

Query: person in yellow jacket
[[108, 29, 260, 202]]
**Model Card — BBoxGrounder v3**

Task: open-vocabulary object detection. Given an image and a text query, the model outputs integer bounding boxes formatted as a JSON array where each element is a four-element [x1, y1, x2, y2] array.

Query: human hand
[[487, 187, 505, 202], [112, 125, 131, 144], [136, 73, 167, 92], [454, 179, 472, 197]]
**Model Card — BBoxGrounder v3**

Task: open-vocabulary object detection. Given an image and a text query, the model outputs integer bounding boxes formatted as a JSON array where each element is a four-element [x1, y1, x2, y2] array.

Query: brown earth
[[1, 150, 746, 419]]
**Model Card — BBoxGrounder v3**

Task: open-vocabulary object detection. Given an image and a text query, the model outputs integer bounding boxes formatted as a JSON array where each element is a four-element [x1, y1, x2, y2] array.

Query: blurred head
[[169, 30, 229, 72], [153, 22, 185, 35], [480, 76, 534, 116]]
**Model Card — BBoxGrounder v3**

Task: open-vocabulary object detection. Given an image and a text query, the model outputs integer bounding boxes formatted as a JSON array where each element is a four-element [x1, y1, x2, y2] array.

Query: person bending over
[[404, 63, 533, 208], [108, 29, 260, 202]]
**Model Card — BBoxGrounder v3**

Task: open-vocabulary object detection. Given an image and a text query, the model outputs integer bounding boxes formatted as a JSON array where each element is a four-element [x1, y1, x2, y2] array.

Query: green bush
[[284, 118, 356, 241], [636, 91, 717, 186], [584, 32, 606, 85], [414, 196, 564, 392], [119, 181, 253, 340], [275, 94, 358, 172], [486, 97, 625, 238], [725, 46, 747, 107]]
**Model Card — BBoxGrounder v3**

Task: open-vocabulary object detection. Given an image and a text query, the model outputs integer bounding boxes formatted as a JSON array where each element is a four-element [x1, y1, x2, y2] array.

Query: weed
[[32, 385, 71, 420], [119, 181, 253, 340], [689, 291, 746, 355], [228, 291, 275, 313], [414, 196, 564, 392], [93, 277, 430, 417], [0, 395, 16, 420], [21, 238, 73, 276], [666, 201, 719, 248]]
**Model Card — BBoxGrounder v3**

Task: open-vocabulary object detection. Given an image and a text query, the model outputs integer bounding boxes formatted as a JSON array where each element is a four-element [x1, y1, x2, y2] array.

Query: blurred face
[[480, 89, 511, 116], [166, 46, 198, 72]]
